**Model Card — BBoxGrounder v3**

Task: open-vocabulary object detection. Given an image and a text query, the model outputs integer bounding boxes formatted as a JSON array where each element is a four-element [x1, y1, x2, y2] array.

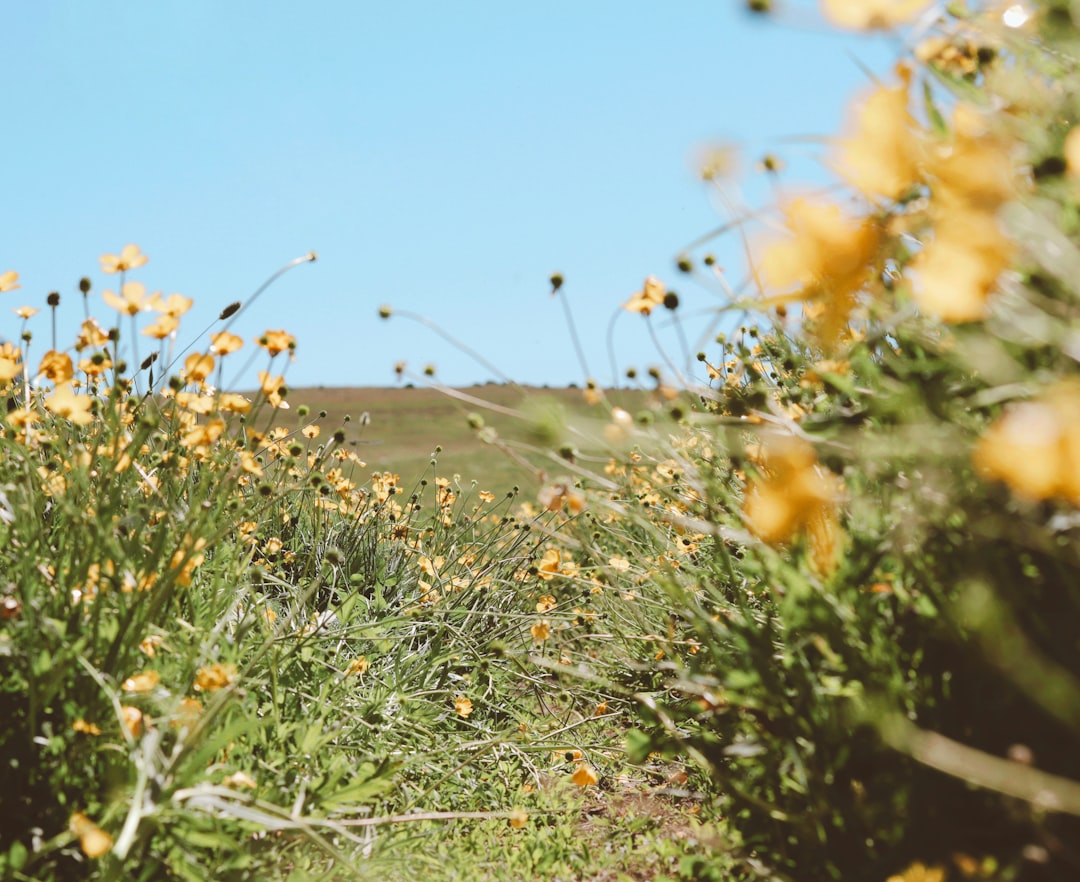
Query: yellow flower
[[530, 620, 552, 642], [0, 270, 20, 293], [183, 352, 216, 385], [69, 812, 112, 859], [44, 384, 95, 425], [100, 244, 148, 274], [759, 198, 880, 347], [103, 280, 155, 316], [181, 417, 225, 451], [194, 662, 237, 692], [886, 862, 946, 882], [301, 424, 321, 439], [72, 719, 102, 736], [122, 670, 161, 693], [623, 276, 666, 315], [743, 434, 843, 574], [172, 697, 203, 728], [508, 808, 529, 829], [257, 329, 296, 357], [75, 318, 110, 350], [139, 635, 164, 658], [571, 763, 598, 788], [210, 331, 244, 355], [973, 383, 1080, 505], [345, 656, 369, 676], [454, 695, 474, 718], [148, 291, 193, 317], [38, 350, 74, 385], [218, 392, 252, 414], [142, 314, 180, 339], [258, 371, 289, 409], [837, 66, 924, 200], [121, 705, 144, 738], [0, 343, 22, 383], [820, 0, 932, 30], [13, 305, 38, 319], [222, 770, 258, 789], [536, 595, 557, 613], [910, 207, 1012, 322]]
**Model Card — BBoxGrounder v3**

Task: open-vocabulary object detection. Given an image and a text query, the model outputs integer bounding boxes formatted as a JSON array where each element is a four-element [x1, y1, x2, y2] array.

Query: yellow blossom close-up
[[820, 0, 933, 30], [454, 695, 474, 718], [194, 662, 238, 693], [100, 243, 148, 274]]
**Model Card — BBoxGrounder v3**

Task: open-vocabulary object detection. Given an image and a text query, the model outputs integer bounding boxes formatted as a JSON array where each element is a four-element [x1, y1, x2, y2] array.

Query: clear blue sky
[[5, 1, 902, 389]]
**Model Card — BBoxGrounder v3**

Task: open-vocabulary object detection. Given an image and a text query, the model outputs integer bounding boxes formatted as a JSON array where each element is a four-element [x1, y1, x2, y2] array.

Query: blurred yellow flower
[[759, 198, 880, 347], [222, 770, 258, 789], [454, 695, 474, 718], [530, 620, 552, 642], [38, 351, 74, 385], [0, 343, 21, 383], [142, 314, 180, 339], [0, 270, 20, 293], [973, 383, 1080, 505], [194, 662, 237, 692], [69, 812, 112, 858], [13, 305, 38, 319], [45, 384, 95, 425], [122, 670, 161, 693], [72, 719, 102, 736], [183, 352, 215, 384], [148, 291, 193, 317], [345, 656, 369, 676], [821, 0, 931, 30], [172, 697, 203, 728], [623, 276, 666, 315], [571, 763, 599, 788], [210, 330, 244, 355], [536, 595, 557, 613], [258, 371, 289, 409], [121, 705, 144, 738], [103, 281, 155, 316], [75, 318, 110, 350], [181, 417, 225, 451], [258, 329, 296, 357], [508, 808, 529, 829], [838, 66, 924, 200], [886, 862, 946, 882], [100, 244, 148, 274], [743, 434, 843, 575]]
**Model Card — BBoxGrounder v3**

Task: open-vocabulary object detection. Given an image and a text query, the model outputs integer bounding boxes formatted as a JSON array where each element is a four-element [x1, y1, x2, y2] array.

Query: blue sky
[[5, 1, 902, 389]]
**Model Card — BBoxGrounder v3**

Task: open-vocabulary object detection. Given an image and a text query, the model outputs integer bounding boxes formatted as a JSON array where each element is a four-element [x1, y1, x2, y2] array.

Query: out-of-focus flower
[[13, 305, 38, 319], [100, 244, 148, 274], [821, 0, 932, 30], [530, 620, 552, 642], [38, 351, 74, 384], [257, 329, 296, 357], [122, 670, 161, 693], [69, 812, 112, 858], [0, 271, 20, 293], [45, 384, 95, 425], [508, 808, 529, 829], [258, 371, 289, 409], [454, 695, 474, 718], [837, 66, 924, 200], [623, 276, 667, 315], [759, 198, 880, 347], [103, 281, 155, 316], [973, 383, 1080, 504], [886, 862, 946, 882], [76, 319, 110, 350], [571, 763, 599, 787], [142, 314, 180, 339], [194, 663, 237, 693], [121, 705, 144, 738], [743, 434, 843, 575], [210, 331, 244, 355], [148, 292, 193, 317]]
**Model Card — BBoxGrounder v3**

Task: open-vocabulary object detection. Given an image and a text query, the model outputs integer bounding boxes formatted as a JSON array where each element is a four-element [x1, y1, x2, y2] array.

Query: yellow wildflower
[[530, 620, 552, 642], [508, 808, 529, 829], [257, 329, 296, 357], [820, 0, 932, 30], [13, 305, 38, 319], [100, 244, 148, 274], [973, 382, 1080, 505], [142, 314, 179, 339], [148, 292, 193, 317], [72, 719, 102, 736], [183, 352, 215, 385], [571, 763, 599, 788], [69, 812, 112, 858], [454, 695, 474, 718], [623, 276, 666, 315], [38, 350, 74, 385], [210, 331, 244, 355], [120, 705, 144, 738], [44, 384, 95, 425], [121, 670, 161, 693], [258, 371, 289, 409], [0, 270, 20, 293], [886, 862, 946, 882], [194, 662, 237, 693], [103, 280, 154, 316]]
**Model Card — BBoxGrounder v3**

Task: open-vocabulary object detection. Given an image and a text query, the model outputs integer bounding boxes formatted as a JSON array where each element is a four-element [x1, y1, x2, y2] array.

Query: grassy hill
[[276, 383, 651, 498]]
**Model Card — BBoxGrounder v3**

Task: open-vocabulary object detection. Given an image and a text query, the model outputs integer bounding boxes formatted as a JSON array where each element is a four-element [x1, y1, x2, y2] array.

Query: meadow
[[5, 2, 1080, 881]]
